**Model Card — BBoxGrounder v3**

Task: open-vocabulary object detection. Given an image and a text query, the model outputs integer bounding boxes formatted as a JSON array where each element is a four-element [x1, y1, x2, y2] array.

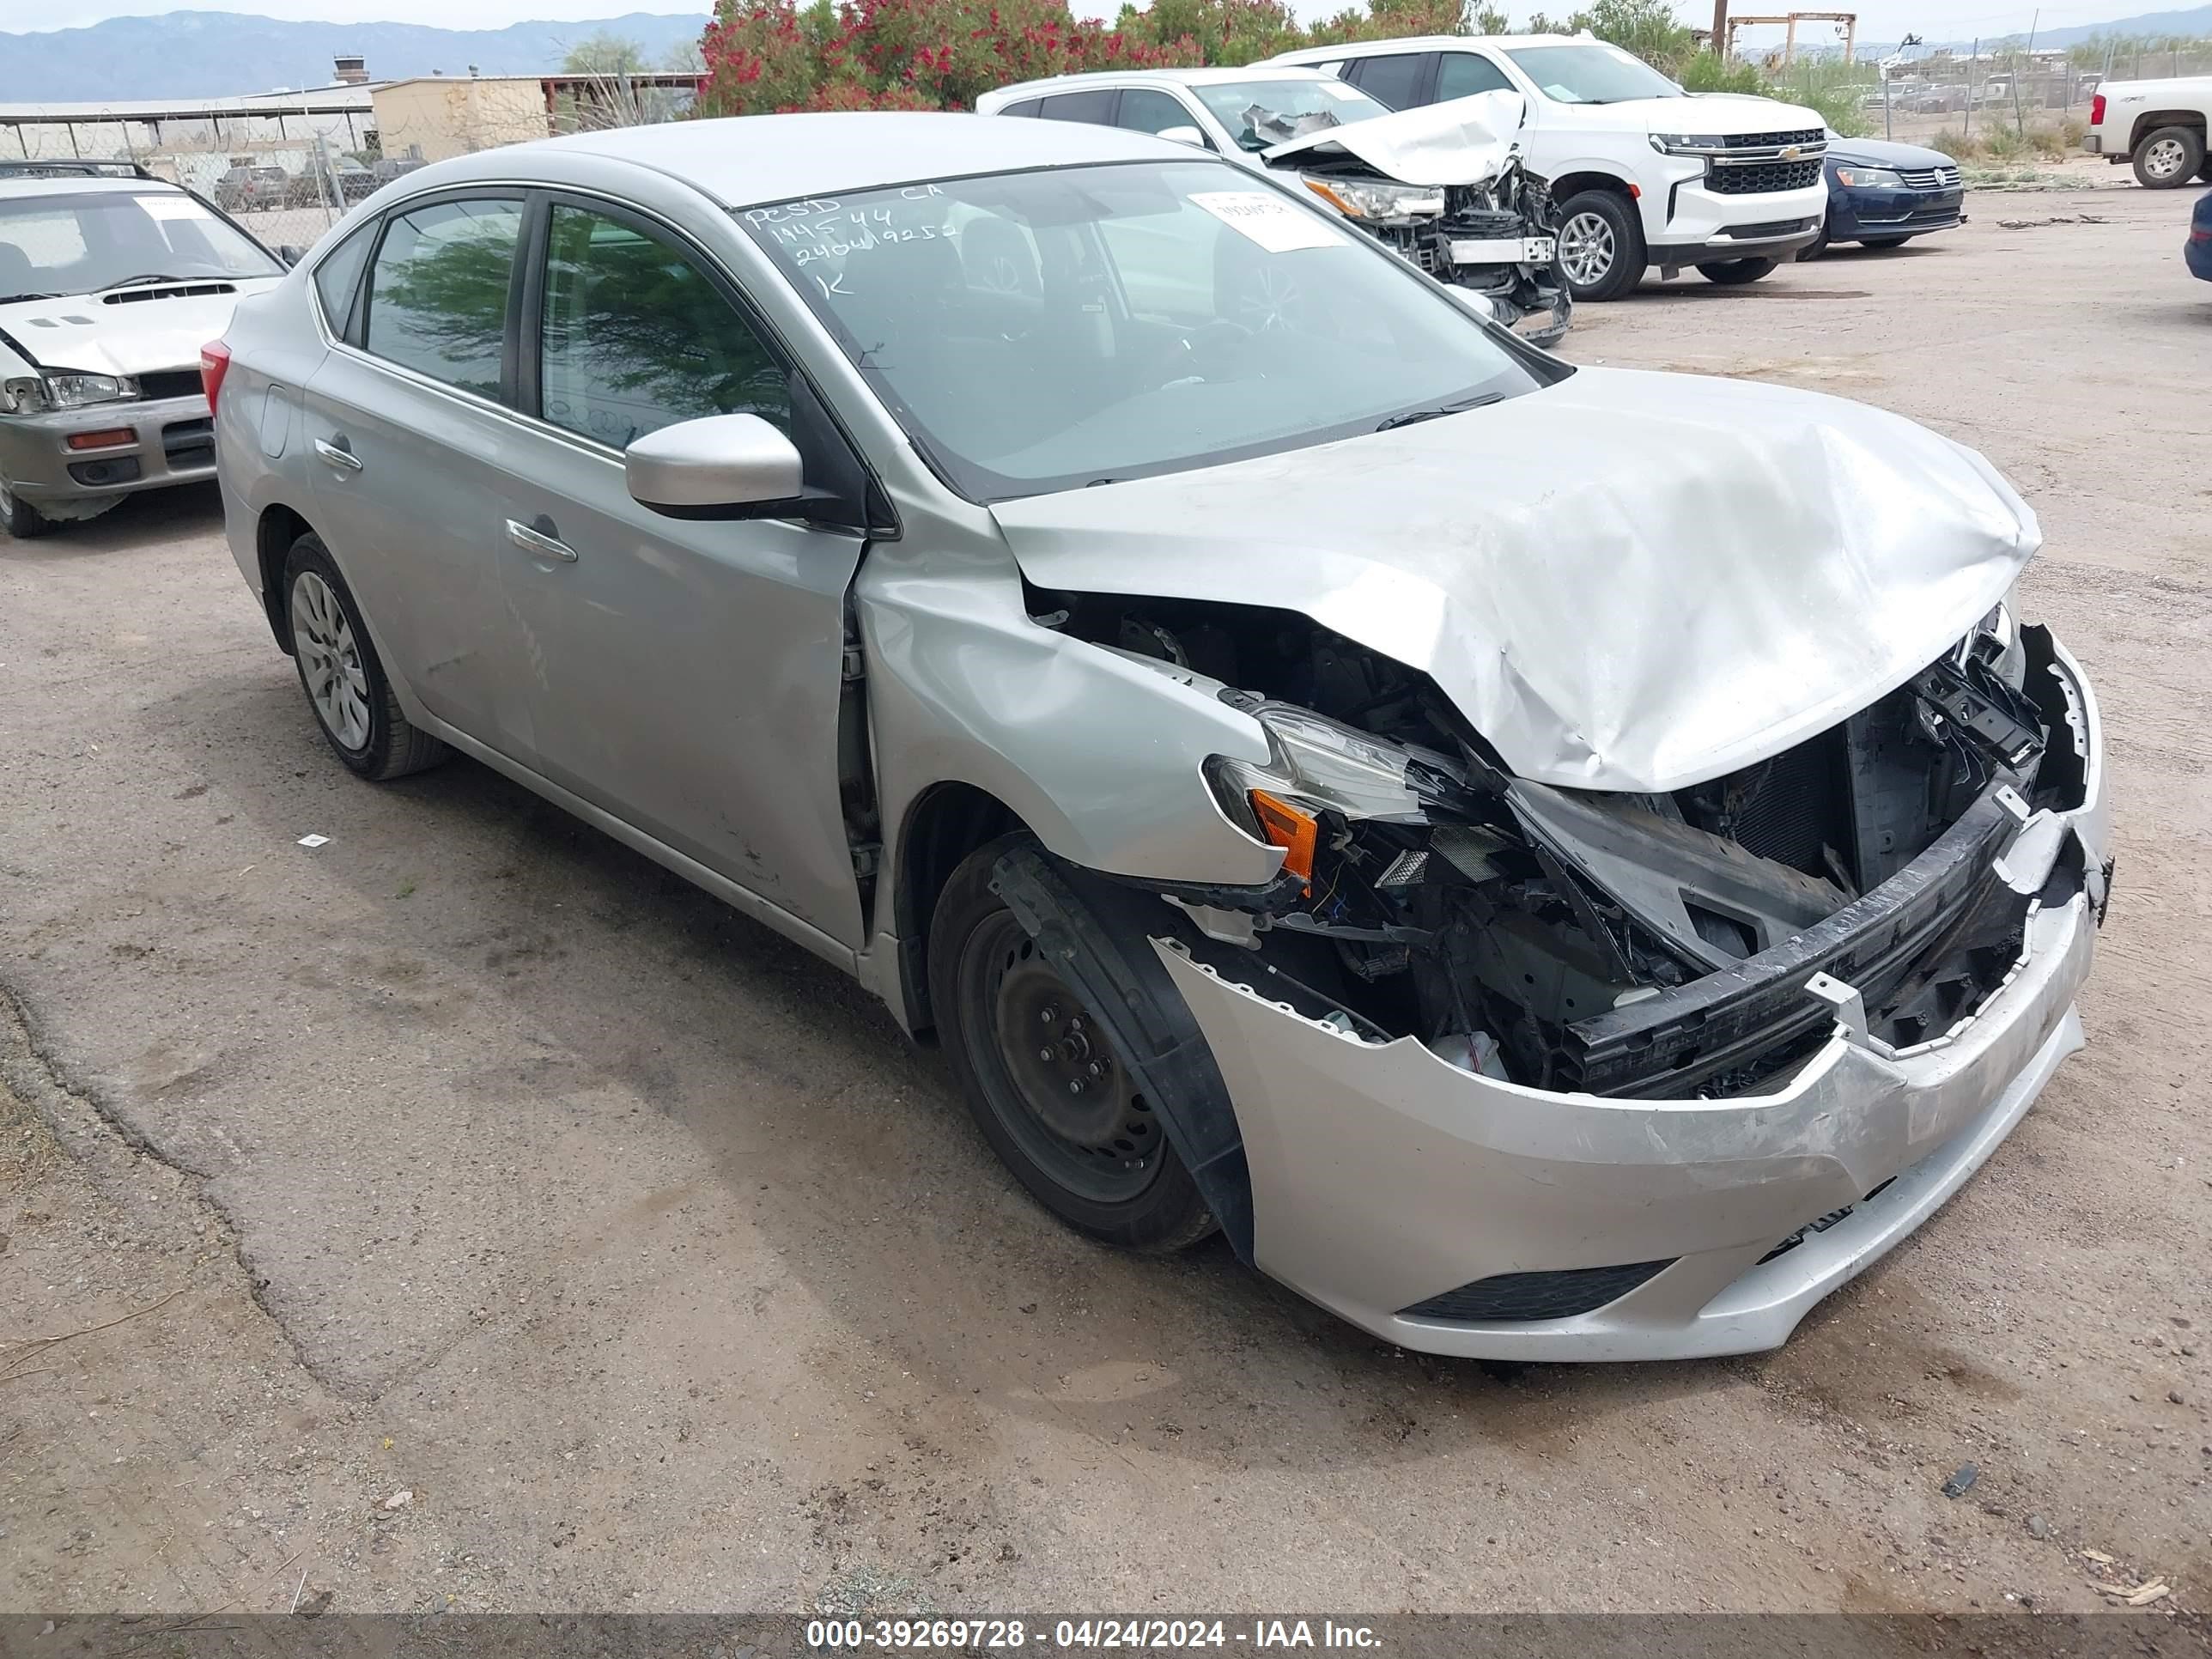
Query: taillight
[[2090, 93, 2106, 126], [199, 339, 231, 418]]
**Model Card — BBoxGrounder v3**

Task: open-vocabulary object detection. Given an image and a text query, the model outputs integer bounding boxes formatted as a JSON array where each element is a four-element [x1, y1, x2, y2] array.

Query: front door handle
[[313, 436, 362, 473], [507, 517, 577, 563]]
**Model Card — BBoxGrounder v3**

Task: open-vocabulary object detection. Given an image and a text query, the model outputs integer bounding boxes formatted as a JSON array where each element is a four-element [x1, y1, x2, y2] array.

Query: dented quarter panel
[[992, 365, 2040, 794], [1259, 89, 1530, 187]]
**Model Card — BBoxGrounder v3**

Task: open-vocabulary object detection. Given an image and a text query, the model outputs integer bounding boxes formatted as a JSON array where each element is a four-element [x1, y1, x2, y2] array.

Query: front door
[[488, 197, 869, 948]]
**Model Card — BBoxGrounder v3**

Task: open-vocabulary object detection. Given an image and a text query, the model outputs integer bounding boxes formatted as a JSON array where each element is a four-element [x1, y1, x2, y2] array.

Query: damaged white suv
[[212, 115, 2111, 1362]]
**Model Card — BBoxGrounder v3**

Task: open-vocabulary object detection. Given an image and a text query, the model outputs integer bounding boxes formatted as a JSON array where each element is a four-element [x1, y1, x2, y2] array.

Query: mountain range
[[6, 3, 2210, 104], [3, 9, 711, 104]]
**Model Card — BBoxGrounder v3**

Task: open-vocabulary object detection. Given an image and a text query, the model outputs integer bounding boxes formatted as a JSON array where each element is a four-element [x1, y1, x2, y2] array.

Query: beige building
[[369, 76, 551, 163]]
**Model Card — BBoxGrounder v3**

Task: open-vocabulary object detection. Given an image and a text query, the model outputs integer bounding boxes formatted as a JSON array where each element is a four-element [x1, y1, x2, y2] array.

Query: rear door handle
[[313, 437, 362, 473], [507, 518, 577, 563]]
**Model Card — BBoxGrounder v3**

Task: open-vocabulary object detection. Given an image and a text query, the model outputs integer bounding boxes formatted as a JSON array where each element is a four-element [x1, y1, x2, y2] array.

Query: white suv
[[1267, 33, 1828, 299]]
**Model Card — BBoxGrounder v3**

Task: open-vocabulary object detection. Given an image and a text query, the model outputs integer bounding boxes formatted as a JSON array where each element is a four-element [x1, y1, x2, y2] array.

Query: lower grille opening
[[1399, 1259, 1677, 1323], [162, 416, 215, 468]]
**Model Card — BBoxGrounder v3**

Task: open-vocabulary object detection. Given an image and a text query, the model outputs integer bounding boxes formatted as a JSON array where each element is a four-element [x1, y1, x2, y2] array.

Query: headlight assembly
[[1300, 175, 1445, 225], [1835, 166, 1907, 189], [0, 375, 46, 414], [42, 372, 140, 409], [1207, 703, 1423, 885]]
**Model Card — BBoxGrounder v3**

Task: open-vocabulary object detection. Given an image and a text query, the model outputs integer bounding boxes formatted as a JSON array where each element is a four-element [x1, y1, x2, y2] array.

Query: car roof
[[0, 174, 185, 203], [422, 112, 1189, 211], [988, 64, 1346, 98], [1273, 32, 1581, 58]]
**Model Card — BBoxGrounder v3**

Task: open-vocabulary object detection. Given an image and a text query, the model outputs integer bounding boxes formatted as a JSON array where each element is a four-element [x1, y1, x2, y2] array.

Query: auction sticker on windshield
[[1190, 191, 1347, 253]]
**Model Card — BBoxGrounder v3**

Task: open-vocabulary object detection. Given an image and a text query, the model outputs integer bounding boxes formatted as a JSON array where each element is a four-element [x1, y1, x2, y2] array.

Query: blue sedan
[[1799, 135, 1966, 259], [2191, 189, 2212, 282]]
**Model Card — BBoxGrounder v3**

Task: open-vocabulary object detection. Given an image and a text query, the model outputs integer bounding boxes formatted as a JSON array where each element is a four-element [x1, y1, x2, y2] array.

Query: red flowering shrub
[[696, 0, 1479, 119]]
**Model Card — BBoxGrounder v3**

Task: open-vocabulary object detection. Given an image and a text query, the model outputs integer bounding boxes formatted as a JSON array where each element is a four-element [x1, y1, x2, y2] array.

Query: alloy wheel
[[290, 569, 371, 751], [2143, 136, 2187, 180], [1558, 210, 1617, 288]]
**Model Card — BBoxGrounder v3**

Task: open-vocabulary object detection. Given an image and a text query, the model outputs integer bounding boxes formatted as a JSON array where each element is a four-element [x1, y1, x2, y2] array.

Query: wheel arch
[[1548, 168, 1638, 204], [2130, 109, 2208, 151], [890, 779, 1025, 1035], [255, 501, 316, 653]]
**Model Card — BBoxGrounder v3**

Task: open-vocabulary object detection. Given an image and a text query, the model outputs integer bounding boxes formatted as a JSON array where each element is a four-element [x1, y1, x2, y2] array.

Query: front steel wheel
[[928, 837, 1214, 1253]]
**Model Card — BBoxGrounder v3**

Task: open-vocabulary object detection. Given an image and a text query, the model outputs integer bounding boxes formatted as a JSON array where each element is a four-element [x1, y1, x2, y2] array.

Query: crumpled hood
[[0, 282, 276, 378], [992, 366, 2039, 793], [1260, 89, 1527, 187]]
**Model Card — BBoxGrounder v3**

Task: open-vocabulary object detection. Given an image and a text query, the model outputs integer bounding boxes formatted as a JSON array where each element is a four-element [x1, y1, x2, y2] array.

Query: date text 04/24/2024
[[805, 1620, 1383, 1650]]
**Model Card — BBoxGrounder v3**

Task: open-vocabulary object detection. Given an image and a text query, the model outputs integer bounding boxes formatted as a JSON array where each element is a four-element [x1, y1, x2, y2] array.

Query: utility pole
[[1712, 0, 1729, 59], [2012, 9, 2035, 134]]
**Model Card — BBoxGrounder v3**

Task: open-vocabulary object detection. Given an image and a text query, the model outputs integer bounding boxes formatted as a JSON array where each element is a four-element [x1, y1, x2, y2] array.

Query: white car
[[0, 161, 289, 538], [1266, 33, 1829, 299], [2083, 76, 2212, 188], [976, 65, 1571, 341]]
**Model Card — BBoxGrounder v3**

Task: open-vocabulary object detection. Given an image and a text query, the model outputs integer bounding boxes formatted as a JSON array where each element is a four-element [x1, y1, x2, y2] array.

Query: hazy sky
[[3, 0, 2186, 45]]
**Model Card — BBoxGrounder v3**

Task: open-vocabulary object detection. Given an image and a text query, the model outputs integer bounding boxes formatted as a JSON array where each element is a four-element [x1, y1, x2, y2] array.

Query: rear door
[[482, 193, 871, 945], [299, 191, 529, 747]]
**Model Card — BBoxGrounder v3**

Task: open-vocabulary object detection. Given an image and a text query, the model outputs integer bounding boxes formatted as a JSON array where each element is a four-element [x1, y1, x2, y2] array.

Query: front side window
[[1117, 88, 1206, 140], [538, 204, 789, 449], [362, 197, 524, 398], [1504, 43, 1683, 103], [1436, 52, 1515, 100], [1189, 77, 1391, 149], [742, 161, 1554, 501], [0, 190, 283, 302]]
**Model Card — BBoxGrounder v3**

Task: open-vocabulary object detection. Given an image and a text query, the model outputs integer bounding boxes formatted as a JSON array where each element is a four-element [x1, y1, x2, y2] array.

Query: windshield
[[0, 190, 283, 301], [1189, 78, 1391, 152], [742, 161, 1552, 502], [1504, 43, 1683, 103]]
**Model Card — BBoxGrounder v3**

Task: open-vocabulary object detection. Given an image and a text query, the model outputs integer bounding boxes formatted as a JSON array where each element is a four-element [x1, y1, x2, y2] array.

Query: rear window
[[362, 197, 524, 398]]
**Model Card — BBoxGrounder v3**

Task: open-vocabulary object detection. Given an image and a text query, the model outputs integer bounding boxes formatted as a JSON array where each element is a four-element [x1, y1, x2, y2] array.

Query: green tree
[[562, 31, 650, 74]]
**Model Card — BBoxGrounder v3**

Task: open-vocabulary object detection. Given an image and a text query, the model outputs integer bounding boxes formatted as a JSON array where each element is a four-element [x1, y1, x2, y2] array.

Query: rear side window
[[311, 218, 375, 335], [1038, 89, 1118, 124], [1346, 52, 1428, 109], [363, 197, 523, 398], [1000, 98, 1042, 117], [1436, 52, 1514, 99]]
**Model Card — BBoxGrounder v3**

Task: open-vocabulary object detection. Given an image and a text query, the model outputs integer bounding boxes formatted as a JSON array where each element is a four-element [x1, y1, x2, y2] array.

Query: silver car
[[1, 162, 288, 538], [212, 114, 2111, 1362]]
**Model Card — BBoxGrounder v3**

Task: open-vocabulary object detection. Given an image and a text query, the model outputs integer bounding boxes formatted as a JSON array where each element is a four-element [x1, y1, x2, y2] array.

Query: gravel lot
[[3, 182, 2208, 1620]]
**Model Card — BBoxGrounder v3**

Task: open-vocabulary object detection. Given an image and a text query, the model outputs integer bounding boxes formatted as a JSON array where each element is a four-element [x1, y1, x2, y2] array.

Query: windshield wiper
[[1376, 391, 1504, 432], [0, 292, 61, 304]]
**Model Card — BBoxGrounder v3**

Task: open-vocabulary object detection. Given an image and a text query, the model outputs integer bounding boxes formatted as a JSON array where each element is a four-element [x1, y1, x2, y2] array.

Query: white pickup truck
[[1266, 33, 1829, 300], [2083, 76, 2212, 188]]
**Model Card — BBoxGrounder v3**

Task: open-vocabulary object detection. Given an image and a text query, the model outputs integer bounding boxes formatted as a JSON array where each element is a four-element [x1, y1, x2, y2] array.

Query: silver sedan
[[211, 112, 2110, 1360]]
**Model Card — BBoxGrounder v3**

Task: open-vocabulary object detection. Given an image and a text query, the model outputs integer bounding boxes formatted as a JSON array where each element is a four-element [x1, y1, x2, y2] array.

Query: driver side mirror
[[626, 412, 808, 520], [1157, 125, 1208, 149]]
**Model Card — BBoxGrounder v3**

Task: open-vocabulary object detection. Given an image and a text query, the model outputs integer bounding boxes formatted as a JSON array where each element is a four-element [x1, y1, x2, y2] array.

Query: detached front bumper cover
[[1149, 636, 2108, 1362]]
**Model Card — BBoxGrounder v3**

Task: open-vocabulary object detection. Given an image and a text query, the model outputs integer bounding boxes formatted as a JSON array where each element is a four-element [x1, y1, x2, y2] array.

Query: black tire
[[1554, 189, 1645, 302], [929, 836, 1214, 1254], [281, 532, 449, 781], [2132, 124, 2205, 188], [1859, 234, 1912, 249], [1698, 257, 1778, 284], [2196, 155, 2212, 184], [1796, 219, 1831, 261], [0, 476, 55, 541]]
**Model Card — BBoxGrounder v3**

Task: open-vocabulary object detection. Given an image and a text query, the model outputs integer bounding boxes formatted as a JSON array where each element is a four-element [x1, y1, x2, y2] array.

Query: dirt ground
[[3, 181, 2208, 1621]]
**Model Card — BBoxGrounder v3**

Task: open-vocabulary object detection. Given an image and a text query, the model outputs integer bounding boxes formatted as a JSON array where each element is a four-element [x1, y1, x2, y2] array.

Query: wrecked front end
[[1033, 589, 2109, 1359], [1249, 93, 1571, 345]]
